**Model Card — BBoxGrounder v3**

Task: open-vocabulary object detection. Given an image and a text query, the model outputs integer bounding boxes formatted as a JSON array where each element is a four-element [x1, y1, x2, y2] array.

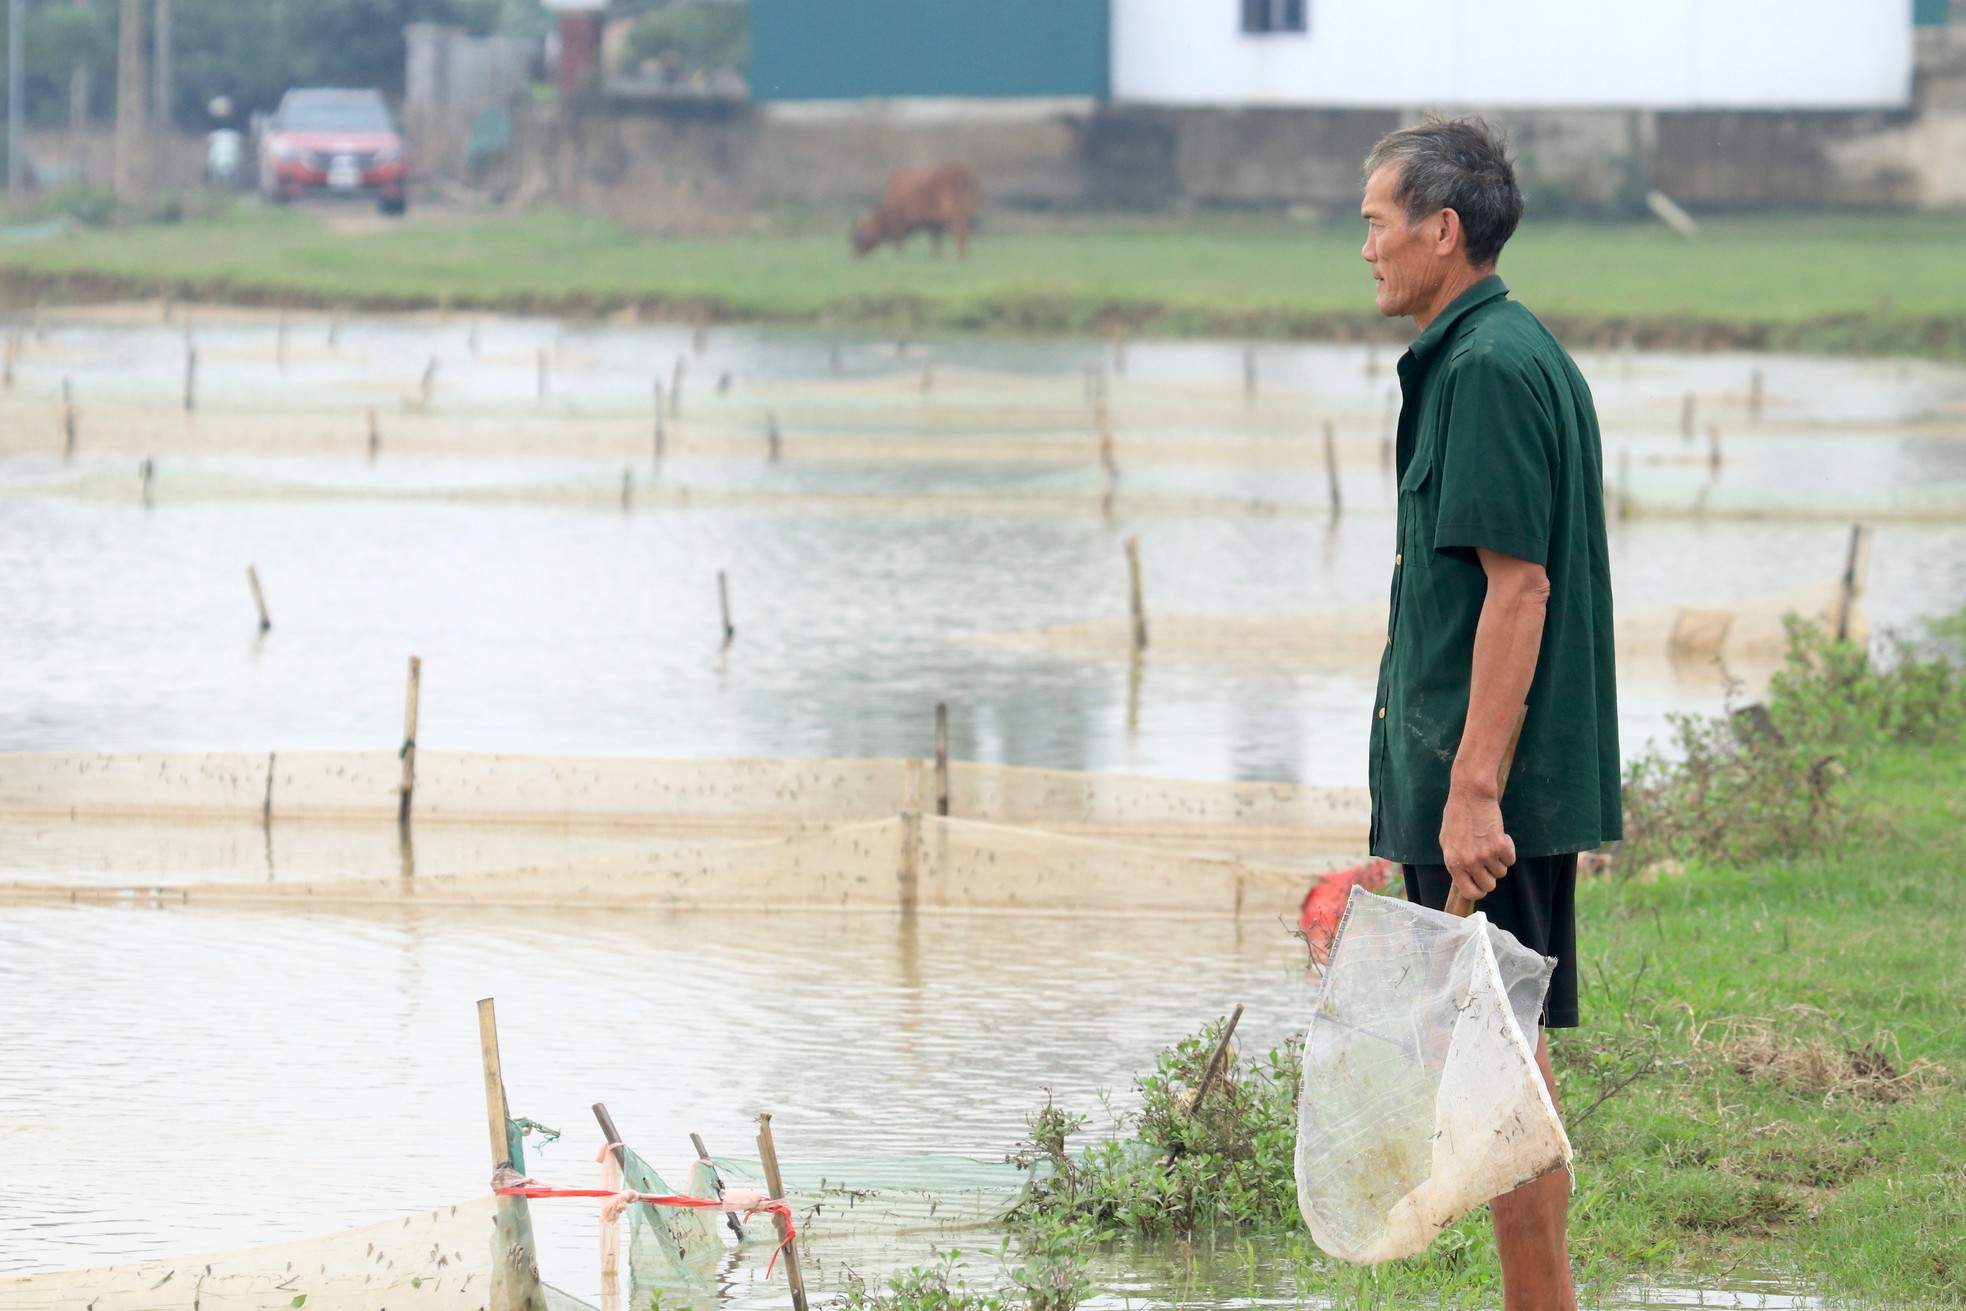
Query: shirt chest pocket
[[1398, 453, 1436, 571]]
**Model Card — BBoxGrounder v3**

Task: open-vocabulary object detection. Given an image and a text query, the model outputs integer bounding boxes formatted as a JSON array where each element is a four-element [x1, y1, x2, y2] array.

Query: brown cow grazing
[[851, 165, 981, 258]]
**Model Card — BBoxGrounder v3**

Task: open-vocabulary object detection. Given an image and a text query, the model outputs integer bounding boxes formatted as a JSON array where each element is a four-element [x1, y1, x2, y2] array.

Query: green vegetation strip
[[980, 614, 1964, 1308], [4, 205, 1966, 357]]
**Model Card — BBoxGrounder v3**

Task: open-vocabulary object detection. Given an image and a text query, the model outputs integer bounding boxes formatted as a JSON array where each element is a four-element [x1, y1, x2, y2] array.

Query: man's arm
[[1439, 548, 1549, 903]]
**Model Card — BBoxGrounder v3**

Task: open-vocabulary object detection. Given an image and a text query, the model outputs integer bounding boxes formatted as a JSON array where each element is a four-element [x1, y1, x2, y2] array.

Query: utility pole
[[113, 0, 146, 198], [7, 0, 24, 197], [150, 0, 171, 131]]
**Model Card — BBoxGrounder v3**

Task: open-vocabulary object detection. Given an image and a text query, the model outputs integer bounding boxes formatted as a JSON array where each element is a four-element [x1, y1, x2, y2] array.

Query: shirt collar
[[1404, 274, 1509, 367]]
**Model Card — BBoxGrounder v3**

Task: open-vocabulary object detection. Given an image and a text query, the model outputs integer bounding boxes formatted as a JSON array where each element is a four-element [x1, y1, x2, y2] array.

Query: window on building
[[1242, 0, 1308, 34]]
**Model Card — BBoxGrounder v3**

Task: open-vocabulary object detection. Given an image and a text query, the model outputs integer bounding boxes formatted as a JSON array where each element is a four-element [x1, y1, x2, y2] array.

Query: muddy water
[[0, 904, 1826, 1310], [0, 314, 1951, 1307]]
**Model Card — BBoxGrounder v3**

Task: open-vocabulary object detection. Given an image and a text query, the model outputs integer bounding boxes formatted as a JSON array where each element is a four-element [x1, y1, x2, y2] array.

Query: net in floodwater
[[1294, 887, 1570, 1265]]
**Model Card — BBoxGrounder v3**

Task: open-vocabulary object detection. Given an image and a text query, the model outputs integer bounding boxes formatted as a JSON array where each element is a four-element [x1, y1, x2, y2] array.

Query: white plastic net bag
[[1294, 886, 1571, 1264]]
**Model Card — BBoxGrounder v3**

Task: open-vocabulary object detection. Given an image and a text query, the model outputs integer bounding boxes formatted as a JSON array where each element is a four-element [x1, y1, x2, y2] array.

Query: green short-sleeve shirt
[[1368, 275, 1622, 864]]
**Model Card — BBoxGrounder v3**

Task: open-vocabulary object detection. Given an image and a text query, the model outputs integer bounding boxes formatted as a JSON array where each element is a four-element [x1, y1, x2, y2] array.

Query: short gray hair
[[1363, 117, 1523, 268]]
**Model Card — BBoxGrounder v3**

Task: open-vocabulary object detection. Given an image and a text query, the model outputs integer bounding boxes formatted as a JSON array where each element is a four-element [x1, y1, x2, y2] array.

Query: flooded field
[[3, 307, 1960, 1308]]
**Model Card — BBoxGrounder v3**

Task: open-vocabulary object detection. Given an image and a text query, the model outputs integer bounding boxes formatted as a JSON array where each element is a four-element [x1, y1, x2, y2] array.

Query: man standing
[[1361, 119, 1620, 1311]]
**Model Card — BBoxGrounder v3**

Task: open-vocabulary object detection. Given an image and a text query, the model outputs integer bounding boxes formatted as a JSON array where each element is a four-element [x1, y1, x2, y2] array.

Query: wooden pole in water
[[1748, 367, 1764, 423], [4, 331, 16, 388], [140, 456, 154, 507], [183, 342, 196, 412], [246, 565, 271, 633], [755, 1114, 809, 1311], [478, 999, 514, 1164], [718, 570, 735, 649], [934, 701, 950, 817], [479, 998, 546, 1311], [1707, 424, 1724, 473], [1617, 448, 1631, 521], [536, 347, 549, 399], [688, 1131, 745, 1238], [653, 380, 666, 461], [366, 406, 380, 460], [398, 654, 421, 829], [327, 312, 340, 351], [1836, 524, 1873, 643], [1242, 346, 1256, 399], [670, 357, 685, 417], [1680, 391, 1695, 444], [767, 410, 782, 462], [1126, 535, 1148, 652], [1322, 420, 1343, 516], [620, 467, 632, 512], [421, 355, 438, 404], [1109, 322, 1126, 374], [60, 377, 75, 460]]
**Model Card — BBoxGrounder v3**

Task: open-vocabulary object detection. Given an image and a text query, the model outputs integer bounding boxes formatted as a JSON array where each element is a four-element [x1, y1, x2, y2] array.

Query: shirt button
[[1378, 707, 1386, 719], [1395, 552, 1403, 565]]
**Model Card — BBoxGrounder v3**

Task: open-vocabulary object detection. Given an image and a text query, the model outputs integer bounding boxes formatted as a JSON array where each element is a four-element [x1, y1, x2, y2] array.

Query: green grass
[[4, 204, 1966, 354]]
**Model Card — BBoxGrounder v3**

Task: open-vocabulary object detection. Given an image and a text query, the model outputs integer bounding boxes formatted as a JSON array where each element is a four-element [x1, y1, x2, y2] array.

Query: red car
[[259, 88, 408, 215]]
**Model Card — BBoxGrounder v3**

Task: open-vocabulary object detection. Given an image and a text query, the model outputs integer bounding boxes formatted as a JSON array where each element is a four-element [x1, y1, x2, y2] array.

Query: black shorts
[[1402, 853, 1579, 1029]]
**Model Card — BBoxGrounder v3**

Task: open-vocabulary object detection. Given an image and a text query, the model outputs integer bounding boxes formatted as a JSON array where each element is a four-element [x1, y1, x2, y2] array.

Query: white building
[[1112, 0, 1914, 110]]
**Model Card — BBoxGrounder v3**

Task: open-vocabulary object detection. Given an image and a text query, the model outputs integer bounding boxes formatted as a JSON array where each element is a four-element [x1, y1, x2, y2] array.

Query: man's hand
[[1439, 779, 1516, 903]]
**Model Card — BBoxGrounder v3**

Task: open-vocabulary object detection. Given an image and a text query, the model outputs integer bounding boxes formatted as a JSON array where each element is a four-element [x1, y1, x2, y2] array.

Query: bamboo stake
[[536, 347, 549, 399], [1748, 367, 1764, 422], [327, 312, 340, 351], [689, 1132, 745, 1238], [1680, 392, 1695, 444], [767, 410, 782, 462], [246, 565, 271, 633], [1109, 322, 1126, 374], [653, 381, 665, 461], [421, 355, 438, 404], [140, 456, 154, 507], [60, 377, 75, 460], [479, 998, 547, 1311], [1126, 536, 1148, 652], [670, 358, 685, 417], [755, 1114, 808, 1311], [1836, 524, 1873, 642], [620, 467, 633, 512], [1242, 346, 1256, 399], [366, 406, 380, 460], [718, 570, 735, 649], [1707, 424, 1724, 474], [398, 655, 421, 829], [4, 331, 16, 388], [934, 701, 950, 817], [1322, 420, 1343, 516], [183, 343, 196, 412], [1188, 1004, 1245, 1115]]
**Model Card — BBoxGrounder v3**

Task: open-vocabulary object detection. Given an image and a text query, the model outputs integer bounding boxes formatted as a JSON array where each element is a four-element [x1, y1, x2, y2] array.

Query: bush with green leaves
[[1008, 1018, 1302, 1238], [1619, 608, 1966, 872]]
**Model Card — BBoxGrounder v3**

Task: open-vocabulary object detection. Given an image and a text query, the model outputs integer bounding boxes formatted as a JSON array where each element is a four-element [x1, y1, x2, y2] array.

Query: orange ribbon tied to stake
[[493, 1167, 799, 1276]]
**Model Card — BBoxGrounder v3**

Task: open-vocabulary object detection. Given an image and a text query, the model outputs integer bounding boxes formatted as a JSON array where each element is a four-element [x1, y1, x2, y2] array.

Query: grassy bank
[[3, 204, 1966, 357], [997, 619, 1966, 1307]]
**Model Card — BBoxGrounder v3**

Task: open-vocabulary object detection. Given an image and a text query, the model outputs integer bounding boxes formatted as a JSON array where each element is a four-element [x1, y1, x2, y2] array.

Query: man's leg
[[1490, 1027, 1575, 1311]]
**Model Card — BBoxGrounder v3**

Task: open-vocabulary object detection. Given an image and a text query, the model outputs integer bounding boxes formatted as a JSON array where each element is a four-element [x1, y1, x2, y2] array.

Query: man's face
[[1361, 164, 1453, 320]]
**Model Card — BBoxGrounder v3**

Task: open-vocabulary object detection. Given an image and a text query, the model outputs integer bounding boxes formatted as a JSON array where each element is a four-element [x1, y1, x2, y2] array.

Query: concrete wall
[[1112, 0, 1914, 109]]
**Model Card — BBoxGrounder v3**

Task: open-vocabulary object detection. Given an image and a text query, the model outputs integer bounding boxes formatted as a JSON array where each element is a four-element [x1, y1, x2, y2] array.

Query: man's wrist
[[1448, 765, 1500, 799]]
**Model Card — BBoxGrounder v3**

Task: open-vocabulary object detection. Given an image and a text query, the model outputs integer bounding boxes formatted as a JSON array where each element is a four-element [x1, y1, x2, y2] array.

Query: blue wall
[[749, 0, 1111, 101]]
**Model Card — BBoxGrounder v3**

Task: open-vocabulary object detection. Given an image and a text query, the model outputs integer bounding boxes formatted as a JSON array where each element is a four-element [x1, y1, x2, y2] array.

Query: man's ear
[[1432, 208, 1464, 258]]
